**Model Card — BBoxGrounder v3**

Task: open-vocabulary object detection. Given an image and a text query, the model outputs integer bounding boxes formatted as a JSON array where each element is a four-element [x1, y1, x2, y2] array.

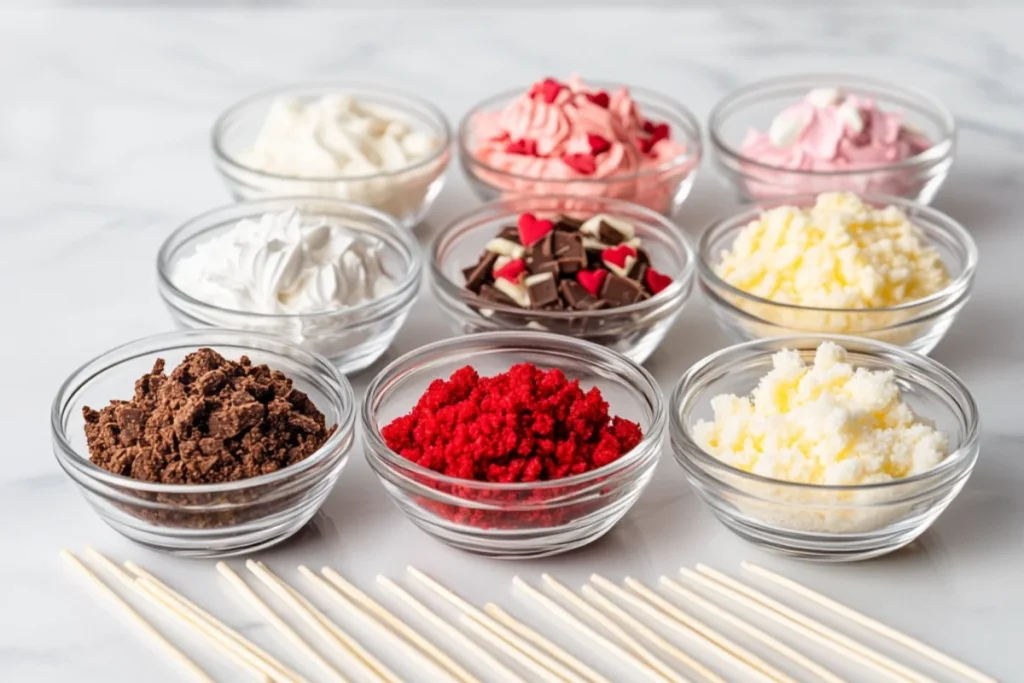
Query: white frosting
[[242, 95, 438, 179], [806, 87, 842, 108], [768, 111, 808, 148], [173, 207, 396, 315]]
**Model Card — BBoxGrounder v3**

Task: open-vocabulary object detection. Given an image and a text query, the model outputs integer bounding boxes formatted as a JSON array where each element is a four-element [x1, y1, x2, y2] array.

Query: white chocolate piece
[[580, 214, 635, 241], [217, 562, 348, 683], [60, 550, 214, 683], [602, 254, 636, 279], [247, 561, 393, 683], [740, 562, 996, 683], [486, 238, 526, 259], [318, 567, 476, 683], [806, 87, 842, 108], [524, 272, 554, 287], [582, 237, 613, 251], [492, 255, 511, 273], [680, 567, 921, 683], [592, 576, 781, 683], [494, 277, 530, 307]]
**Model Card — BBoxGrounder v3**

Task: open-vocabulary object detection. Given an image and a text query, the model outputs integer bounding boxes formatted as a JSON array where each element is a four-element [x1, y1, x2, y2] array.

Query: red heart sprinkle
[[576, 269, 607, 297], [505, 138, 538, 156], [587, 134, 612, 156], [601, 245, 637, 269], [561, 153, 597, 175], [645, 267, 672, 295], [494, 258, 527, 282], [517, 213, 554, 247], [585, 91, 610, 108], [636, 136, 655, 155], [532, 78, 563, 104]]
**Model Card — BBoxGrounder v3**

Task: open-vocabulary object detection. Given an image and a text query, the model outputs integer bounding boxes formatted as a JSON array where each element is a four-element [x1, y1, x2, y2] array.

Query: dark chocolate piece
[[528, 259, 560, 278], [554, 214, 583, 231], [558, 280, 591, 309], [597, 220, 625, 246], [478, 283, 516, 307], [601, 273, 644, 307], [498, 225, 521, 243], [526, 273, 559, 309], [526, 232, 560, 277], [635, 248, 651, 267], [462, 251, 499, 293], [553, 231, 586, 274], [577, 298, 610, 311], [629, 261, 649, 285]]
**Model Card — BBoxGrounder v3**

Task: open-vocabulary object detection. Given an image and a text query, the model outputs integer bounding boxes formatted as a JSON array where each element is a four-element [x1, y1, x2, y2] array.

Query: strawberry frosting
[[740, 88, 932, 171], [469, 76, 694, 213]]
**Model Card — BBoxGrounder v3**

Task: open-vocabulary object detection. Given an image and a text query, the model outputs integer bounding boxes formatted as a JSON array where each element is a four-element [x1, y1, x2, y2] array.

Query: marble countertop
[[3, 7, 1022, 682]]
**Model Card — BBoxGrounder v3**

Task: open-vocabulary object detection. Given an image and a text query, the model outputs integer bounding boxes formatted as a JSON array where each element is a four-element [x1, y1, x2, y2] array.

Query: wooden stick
[[61, 550, 213, 683], [742, 562, 997, 683], [579, 585, 705, 683], [458, 616, 564, 683], [680, 568, 908, 683], [512, 576, 657, 682], [217, 562, 347, 683], [317, 568, 475, 683], [123, 560, 302, 683], [483, 604, 610, 683], [539, 574, 681, 683], [694, 565, 934, 683], [591, 575, 778, 683], [406, 566, 585, 683], [247, 561, 394, 683], [377, 576, 525, 683], [652, 577, 842, 683]]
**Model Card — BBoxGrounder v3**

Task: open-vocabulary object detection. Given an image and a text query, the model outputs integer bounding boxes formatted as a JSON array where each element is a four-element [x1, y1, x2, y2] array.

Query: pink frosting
[[740, 92, 932, 171], [470, 76, 694, 213]]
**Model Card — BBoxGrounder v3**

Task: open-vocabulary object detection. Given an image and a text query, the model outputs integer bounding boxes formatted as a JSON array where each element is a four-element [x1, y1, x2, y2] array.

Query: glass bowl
[[361, 331, 666, 559], [212, 83, 452, 228], [458, 83, 702, 215], [670, 335, 980, 562], [157, 197, 422, 375], [698, 193, 976, 354], [709, 74, 956, 204], [51, 329, 356, 558], [430, 195, 695, 364]]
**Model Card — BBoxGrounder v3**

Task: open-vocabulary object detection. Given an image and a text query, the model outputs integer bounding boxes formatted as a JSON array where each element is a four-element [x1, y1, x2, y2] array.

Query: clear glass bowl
[[430, 195, 695, 364], [51, 330, 356, 558], [157, 197, 422, 375], [671, 335, 980, 562], [709, 74, 956, 204], [212, 83, 452, 228], [361, 331, 666, 559], [458, 83, 702, 215], [698, 193, 976, 355]]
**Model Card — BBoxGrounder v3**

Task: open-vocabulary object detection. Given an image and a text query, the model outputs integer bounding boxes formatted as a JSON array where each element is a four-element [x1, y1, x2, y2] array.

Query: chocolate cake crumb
[[83, 348, 335, 485]]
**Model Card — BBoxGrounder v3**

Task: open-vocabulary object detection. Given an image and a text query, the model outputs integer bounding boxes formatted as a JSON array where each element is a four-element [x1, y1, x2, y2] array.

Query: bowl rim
[[458, 81, 703, 184], [361, 330, 666, 491], [431, 194, 696, 319], [708, 73, 957, 176], [670, 334, 981, 494], [211, 81, 453, 182], [51, 329, 356, 495], [697, 192, 978, 315], [157, 196, 423, 322]]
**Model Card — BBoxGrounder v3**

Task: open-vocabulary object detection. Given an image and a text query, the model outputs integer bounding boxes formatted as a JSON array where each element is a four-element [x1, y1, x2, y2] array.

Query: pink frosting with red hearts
[[740, 90, 932, 171], [469, 76, 691, 212]]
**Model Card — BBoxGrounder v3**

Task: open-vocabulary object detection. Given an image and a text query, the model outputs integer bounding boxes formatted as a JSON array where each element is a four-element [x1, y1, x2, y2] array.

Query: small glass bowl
[[51, 329, 356, 557], [709, 74, 956, 204], [698, 193, 977, 355], [212, 84, 452, 228], [671, 335, 980, 562], [430, 195, 695, 364], [361, 331, 666, 559], [458, 83, 702, 215], [157, 197, 422, 375]]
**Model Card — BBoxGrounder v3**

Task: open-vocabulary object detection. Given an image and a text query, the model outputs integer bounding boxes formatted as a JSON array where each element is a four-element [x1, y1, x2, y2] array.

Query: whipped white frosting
[[242, 95, 438, 178], [173, 208, 396, 315]]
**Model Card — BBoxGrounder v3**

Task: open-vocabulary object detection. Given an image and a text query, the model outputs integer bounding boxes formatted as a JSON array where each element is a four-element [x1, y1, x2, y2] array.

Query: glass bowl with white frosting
[[670, 335, 980, 562], [212, 84, 452, 228], [157, 197, 421, 374]]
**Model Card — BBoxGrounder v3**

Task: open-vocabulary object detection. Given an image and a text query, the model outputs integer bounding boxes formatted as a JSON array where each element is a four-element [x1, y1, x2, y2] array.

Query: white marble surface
[[3, 7, 1023, 681]]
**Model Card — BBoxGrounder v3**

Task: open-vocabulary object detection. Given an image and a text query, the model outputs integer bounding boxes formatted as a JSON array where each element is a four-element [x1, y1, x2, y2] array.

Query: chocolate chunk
[[553, 232, 586, 274], [635, 248, 651, 267], [462, 251, 498, 293], [629, 261, 648, 284], [554, 214, 583, 231], [577, 298, 610, 311], [525, 273, 559, 309], [558, 280, 591, 309], [498, 225, 521, 242], [597, 220, 625, 246], [601, 273, 644, 306], [478, 283, 516, 307]]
